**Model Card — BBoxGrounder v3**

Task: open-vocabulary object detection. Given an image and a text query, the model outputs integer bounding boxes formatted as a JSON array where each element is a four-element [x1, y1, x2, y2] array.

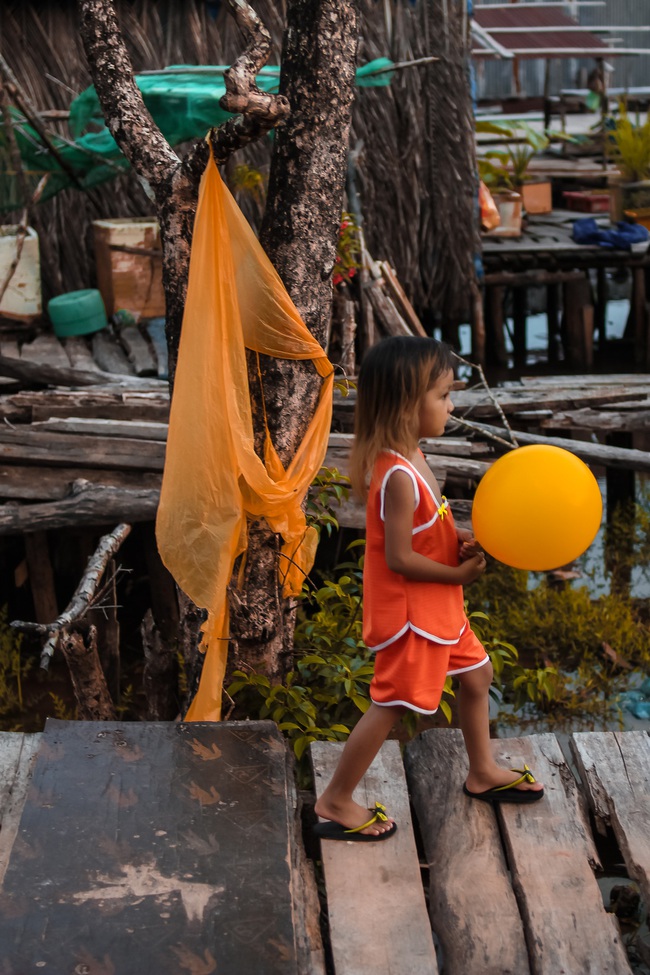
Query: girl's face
[[418, 367, 455, 439]]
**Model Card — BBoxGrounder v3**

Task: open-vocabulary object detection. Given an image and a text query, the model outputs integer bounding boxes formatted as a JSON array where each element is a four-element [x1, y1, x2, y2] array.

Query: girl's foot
[[465, 764, 544, 796], [314, 796, 395, 836]]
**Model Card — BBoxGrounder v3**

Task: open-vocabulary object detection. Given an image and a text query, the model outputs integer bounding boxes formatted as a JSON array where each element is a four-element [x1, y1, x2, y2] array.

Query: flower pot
[[609, 178, 650, 224], [521, 180, 552, 215], [484, 191, 523, 238]]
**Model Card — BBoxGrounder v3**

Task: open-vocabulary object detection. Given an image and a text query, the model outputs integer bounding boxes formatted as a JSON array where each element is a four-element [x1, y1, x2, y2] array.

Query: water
[[456, 298, 630, 360]]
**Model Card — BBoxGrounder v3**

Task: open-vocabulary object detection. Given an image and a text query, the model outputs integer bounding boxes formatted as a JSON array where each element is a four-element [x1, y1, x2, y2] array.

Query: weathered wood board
[[310, 740, 438, 975], [490, 734, 631, 975], [405, 729, 529, 975], [0, 719, 316, 975], [571, 731, 650, 909], [0, 733, 41, 887], [406, 730, 633, 975]]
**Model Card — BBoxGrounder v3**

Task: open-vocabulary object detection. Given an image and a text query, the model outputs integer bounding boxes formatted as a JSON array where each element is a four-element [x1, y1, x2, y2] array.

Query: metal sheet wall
[[474, 0, 650, 101]]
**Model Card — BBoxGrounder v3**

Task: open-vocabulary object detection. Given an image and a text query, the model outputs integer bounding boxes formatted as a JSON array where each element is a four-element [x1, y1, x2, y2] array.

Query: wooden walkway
[[3, 723, 648, 974]]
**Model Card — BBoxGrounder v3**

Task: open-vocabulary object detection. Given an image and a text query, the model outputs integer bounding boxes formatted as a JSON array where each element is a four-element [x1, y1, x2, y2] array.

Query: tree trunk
[[228, 0, 360, 682], [79, 0, 360, 702]]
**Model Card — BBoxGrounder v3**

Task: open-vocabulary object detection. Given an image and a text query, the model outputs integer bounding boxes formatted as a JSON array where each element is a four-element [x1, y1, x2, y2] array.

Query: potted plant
[[607, 105, 650, 223], [477, 121, 553, 220]]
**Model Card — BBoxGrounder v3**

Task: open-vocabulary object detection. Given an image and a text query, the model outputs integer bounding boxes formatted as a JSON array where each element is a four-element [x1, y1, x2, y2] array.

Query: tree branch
[[77, 0, 179, 190], [11, 523, 132, 669], [221, 0, 290, 122]]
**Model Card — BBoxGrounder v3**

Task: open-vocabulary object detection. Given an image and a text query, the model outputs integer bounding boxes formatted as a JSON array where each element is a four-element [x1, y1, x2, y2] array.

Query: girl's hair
[[349, 336, 455, 498]]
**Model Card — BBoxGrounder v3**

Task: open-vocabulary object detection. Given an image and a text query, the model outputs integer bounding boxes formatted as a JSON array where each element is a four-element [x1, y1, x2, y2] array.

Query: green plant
[[0, 605, 31, 720], [477, 121, 549, 190], [608, 104, 650, 183], [227, 541, 372, 768], [229, 163, 266, 203], [306, 467, 350, 539]]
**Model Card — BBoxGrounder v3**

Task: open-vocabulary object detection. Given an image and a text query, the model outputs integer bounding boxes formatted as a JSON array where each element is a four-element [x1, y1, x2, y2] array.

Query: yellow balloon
[[472, 444, 602, 571]]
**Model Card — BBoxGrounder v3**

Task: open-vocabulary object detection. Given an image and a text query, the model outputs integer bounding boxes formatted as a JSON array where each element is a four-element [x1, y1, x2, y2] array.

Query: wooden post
[[562, 276, 593, 369], [23, 532, 58, 625], [595, 266, 607, 352], [546, 282, 562, 365], [88, 558, 121, 703], [631, 267, 648, 368], [470, 280, 486, 367], [485, 284, 508, 367], [512, 287, 527, 369]]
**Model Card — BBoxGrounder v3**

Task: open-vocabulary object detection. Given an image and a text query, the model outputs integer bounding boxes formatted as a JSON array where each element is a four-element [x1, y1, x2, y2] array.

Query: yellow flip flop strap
[[344, 801, 389, 834], [491, 764, 536, 793]]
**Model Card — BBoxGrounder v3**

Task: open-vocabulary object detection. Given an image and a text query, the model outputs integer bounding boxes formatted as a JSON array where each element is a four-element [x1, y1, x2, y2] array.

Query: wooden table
[[480, 210, 650, 371]]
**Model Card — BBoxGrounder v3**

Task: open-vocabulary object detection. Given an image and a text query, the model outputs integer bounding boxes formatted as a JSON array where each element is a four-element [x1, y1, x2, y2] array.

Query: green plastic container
[[48, 289, 107, 337]]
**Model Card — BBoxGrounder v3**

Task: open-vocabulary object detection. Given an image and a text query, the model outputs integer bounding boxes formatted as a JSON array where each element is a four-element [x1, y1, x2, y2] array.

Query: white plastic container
[[0, 225, 42, 320]]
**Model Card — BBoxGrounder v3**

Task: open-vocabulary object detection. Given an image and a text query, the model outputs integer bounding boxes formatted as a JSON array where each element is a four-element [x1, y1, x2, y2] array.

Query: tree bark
[[228, 0, 360, 683], [60, 626, 117, 721]]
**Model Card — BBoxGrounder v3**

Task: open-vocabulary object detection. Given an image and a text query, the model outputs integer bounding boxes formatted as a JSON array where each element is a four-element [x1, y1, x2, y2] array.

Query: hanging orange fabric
[[156, 155, 334, 721]]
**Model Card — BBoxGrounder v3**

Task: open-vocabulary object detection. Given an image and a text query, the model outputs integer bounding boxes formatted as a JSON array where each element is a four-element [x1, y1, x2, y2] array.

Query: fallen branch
[[11, 522, 132, 668]]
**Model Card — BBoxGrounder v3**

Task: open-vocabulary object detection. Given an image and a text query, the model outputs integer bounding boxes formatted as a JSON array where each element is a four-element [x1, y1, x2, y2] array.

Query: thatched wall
[[0, 0, 477, 323]]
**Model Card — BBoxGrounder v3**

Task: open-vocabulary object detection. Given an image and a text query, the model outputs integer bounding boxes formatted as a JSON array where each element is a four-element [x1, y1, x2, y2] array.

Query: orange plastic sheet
[[156, 155, 334, 721]]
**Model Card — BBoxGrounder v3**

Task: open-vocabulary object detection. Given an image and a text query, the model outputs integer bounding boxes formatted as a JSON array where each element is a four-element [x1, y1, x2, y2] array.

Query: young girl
[[314, 336, 543, 842]]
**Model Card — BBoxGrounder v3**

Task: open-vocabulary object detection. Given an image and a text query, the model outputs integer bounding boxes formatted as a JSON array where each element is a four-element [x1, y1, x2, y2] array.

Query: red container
[[563, 191, 611, 213]]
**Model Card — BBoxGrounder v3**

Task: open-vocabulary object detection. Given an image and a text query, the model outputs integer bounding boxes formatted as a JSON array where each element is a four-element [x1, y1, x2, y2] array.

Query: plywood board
[[0, 719, 304, 975]]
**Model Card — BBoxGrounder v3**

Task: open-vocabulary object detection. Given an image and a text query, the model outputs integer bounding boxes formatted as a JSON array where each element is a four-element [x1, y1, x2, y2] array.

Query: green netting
[[0, 59, 394, 212]]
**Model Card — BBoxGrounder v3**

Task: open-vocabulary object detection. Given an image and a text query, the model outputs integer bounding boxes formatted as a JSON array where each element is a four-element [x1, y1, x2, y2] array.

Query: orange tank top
[[363, 451, 467, 651]]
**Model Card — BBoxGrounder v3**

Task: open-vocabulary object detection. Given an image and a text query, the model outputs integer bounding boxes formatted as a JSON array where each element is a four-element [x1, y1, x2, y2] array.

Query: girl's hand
[[457, 529, 482, 563], [456, 552, 487, 584]]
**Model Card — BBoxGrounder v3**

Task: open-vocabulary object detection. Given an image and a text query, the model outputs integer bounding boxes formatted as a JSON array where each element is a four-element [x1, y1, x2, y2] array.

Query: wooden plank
[[327, 433, 483, 457], [24, 531, 58, 623], [0, 465, 161, 501], [310, 740, 438, 975], [0, 733, 41, 887], [491, 734, 631, 975], [119, 325, 157, 376], [324, 446, 490, 482], [31, 416, 169, 440], [91, 330, 136, 375], [0, 427, 165, 471], [0, 483, 160, 535], [541, 406, 650, 433], [19, 334, 70, 371], [405, 729, 529, 975], [0, 719, 307, 975], [145, 318, 169, 380], [62, 335, 102, 373], [570, 731, 650, 909], [379, 262, 427, 337]]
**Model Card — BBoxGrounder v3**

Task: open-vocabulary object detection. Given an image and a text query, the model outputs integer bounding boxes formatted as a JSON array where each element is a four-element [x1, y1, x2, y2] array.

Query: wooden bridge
[[1, 720, 648, 974]]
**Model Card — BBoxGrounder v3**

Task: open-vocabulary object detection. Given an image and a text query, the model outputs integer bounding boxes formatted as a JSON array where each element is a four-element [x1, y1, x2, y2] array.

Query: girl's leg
[[314, 702, 404, 835], [457, 661, 543, 794]]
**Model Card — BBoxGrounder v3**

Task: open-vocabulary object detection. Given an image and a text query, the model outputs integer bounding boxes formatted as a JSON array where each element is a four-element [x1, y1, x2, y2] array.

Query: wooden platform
[[2, 725, 650, 974], [0, 719, 323, 975]]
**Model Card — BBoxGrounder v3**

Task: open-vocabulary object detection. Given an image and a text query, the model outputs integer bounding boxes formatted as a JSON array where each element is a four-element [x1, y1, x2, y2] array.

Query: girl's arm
[[384, 470, 485, 584]]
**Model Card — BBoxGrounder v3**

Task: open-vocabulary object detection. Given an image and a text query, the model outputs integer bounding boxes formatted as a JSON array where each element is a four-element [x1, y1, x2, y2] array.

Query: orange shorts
[[369, 621, 490, 715]]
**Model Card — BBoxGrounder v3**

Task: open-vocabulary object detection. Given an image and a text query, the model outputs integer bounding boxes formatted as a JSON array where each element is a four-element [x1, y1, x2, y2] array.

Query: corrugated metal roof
[[473, 5, 611, 58]]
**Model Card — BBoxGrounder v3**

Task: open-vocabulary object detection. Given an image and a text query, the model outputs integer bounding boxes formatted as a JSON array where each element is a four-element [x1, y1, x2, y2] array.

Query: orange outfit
[[364, 451, 489, 714]]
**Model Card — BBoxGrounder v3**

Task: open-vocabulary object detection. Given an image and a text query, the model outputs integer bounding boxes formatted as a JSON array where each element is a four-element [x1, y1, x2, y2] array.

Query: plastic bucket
[[48, 289, 108, 337]]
